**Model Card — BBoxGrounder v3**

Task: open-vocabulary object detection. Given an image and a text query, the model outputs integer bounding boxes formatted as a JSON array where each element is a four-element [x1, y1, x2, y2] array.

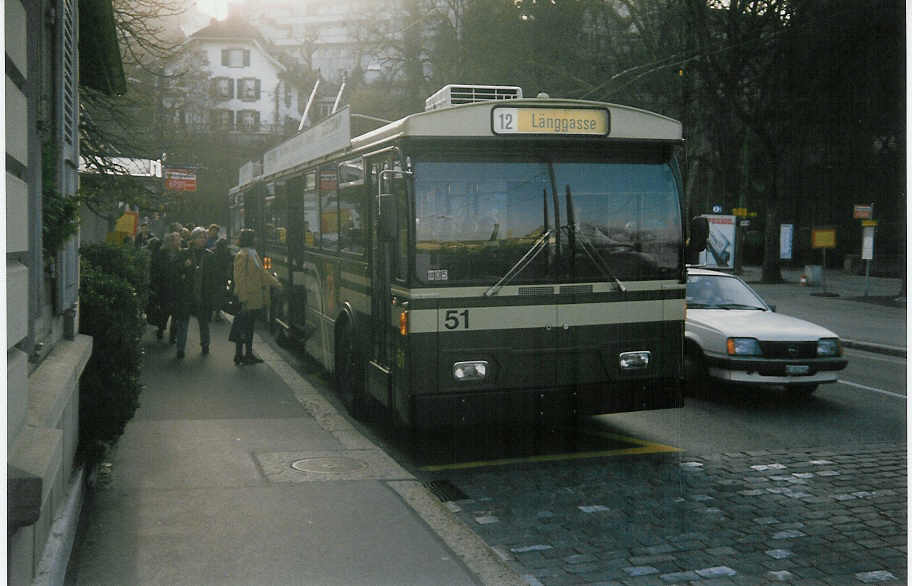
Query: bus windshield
[[413, 156, 682, 285]]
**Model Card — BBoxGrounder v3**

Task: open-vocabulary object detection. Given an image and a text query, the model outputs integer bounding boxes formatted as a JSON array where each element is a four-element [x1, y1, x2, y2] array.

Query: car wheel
[[684, 344, 708, 398], [335, 322, 366, 420]]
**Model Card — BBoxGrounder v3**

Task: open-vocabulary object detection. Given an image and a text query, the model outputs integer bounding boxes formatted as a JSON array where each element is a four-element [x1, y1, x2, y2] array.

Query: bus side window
[[302, 172, 319, 248], [320, 164, 339, 251], [338, 158, 365, 255]]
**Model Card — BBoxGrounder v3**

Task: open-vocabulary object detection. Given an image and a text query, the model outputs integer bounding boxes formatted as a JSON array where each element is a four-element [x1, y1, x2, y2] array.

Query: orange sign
[[811, 228, 837, 249]]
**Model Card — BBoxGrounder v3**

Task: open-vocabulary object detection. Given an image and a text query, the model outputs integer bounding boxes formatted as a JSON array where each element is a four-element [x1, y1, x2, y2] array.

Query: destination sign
[[492, 107, 609, 136]]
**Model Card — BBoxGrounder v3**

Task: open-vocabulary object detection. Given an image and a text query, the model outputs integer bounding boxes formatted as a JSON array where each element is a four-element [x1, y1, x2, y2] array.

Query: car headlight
[[816, 338, 841, 357], [727, 337, 762, 356]]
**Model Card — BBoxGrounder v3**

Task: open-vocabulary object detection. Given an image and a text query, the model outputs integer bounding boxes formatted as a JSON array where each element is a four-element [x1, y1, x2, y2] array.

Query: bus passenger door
[[365, 158, 396, 408]]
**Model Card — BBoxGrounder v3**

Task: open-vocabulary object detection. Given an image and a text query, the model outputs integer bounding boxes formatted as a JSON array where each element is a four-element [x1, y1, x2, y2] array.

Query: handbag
[[222, 281, 241, 316]]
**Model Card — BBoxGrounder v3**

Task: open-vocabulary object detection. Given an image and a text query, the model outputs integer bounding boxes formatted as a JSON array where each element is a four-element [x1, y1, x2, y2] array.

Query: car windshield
[[686, 274, 767, 309], [413, 156, 682, 285]]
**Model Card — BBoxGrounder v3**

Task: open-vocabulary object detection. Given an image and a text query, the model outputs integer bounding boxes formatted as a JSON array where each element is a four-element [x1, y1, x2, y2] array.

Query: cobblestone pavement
[[432, 443, 906, 585]]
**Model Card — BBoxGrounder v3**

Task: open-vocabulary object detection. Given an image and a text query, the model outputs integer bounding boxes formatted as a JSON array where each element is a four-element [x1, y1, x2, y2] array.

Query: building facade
[[6, 0, 124, 581], [162, 17, 302, 137]]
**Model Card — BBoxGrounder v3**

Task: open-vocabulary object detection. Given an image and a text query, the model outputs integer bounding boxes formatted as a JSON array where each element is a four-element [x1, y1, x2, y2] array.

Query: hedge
[[77, 243, 149, 464]]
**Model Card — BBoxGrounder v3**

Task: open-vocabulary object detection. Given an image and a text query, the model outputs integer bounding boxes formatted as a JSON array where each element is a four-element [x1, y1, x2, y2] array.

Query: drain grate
[[423, 479, 469, 502]]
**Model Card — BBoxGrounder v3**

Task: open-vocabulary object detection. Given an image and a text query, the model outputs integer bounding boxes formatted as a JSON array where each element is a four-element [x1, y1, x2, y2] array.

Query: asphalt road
[[265, 327, 907, 584], [266, 326, 906, 476], [591, 347, 906, 458]]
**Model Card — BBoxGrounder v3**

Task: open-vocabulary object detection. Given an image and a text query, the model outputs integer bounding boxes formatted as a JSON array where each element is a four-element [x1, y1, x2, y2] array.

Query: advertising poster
[[699, 215, 736, 269], [780, 224, 794, 260]]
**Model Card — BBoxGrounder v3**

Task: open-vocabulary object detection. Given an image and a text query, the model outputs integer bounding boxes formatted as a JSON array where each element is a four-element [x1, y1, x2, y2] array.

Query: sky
[[192, 0, 231, 20]]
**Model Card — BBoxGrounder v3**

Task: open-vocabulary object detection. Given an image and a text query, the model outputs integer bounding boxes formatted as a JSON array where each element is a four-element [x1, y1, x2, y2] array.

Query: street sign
[[811, 228, 837, 249], [164, 168, 197, 192], [862, 226, 875, 260], [853, 204, 873, 219]]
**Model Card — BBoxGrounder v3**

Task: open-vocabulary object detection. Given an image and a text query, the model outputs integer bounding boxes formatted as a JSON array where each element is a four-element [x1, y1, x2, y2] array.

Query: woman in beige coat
[[231, 229, 281, 364]]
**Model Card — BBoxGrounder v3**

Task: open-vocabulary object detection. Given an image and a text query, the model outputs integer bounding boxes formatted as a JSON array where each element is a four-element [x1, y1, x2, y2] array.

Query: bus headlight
[[619, 351, 651, 370], [453, 361, 488, 381]]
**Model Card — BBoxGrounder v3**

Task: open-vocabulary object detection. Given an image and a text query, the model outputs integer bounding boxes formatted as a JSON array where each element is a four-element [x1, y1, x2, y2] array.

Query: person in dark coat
[[173, 227, 221, 358], [158, 232, 184, 343], [145, 237, 164, 336]]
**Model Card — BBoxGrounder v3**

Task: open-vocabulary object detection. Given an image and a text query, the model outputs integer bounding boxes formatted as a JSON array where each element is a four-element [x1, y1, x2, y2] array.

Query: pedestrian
[[134, 222, 152, 248], [160, 232, 186, 346], [206, 224, 220, 250], [175, 227, 221, 358], [230, 229, 281, 365], [145, 237, 164, 335]]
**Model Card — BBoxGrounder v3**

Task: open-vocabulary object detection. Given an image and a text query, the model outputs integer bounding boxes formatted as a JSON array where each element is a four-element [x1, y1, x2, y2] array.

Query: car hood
[[687, 309, 839, 340]]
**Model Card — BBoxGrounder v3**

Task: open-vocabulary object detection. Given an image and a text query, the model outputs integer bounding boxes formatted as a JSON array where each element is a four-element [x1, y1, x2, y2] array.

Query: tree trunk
[[761, 155, 783, 283]]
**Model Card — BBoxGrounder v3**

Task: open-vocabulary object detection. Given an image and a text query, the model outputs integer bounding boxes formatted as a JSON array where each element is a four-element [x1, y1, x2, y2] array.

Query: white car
[[685, 268, 847, 396]]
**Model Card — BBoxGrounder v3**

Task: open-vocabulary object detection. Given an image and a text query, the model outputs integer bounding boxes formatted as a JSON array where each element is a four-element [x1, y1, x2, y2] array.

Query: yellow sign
[[861, 219, 878, 227], [811, 228, 837, 249], [114, 211, 138, 234], [492, 108, 609, 135]]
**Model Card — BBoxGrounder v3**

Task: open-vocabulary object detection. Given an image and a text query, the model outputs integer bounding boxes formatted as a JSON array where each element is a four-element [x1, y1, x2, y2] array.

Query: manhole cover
[[291, 456, 368, 474]]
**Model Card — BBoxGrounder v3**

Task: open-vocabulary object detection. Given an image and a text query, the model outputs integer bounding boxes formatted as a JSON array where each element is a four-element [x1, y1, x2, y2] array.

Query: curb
[[34, 465, 86, 586], [843, 339, 907, 358], [251, 323, 526, 586]]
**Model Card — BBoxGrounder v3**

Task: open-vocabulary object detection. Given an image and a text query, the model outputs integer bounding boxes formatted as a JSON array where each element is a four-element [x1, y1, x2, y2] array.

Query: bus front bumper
[[412, 379, 682, 430]]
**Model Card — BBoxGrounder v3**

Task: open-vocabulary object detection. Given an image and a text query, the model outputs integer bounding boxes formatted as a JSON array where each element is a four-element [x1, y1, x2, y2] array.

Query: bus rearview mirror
[[685, 216, 709, 264], [379, 196, 397, 241]]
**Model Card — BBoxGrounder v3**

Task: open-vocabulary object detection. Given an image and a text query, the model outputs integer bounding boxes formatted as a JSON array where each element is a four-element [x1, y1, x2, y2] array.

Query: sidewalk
[[65, 320, 520, 585], [739, 265, 907, 357]]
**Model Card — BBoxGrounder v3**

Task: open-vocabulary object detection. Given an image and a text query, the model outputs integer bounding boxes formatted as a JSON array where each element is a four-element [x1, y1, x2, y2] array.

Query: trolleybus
[[228, 84, 707, 429]]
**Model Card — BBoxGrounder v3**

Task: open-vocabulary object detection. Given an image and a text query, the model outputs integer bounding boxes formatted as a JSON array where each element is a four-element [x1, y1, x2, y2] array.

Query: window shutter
[[230, 78, 235, 99], [59, 0, 79, 311], [222, 49, 229, 66], [243, 50, 250, 66], [255, 79, 261, 100]]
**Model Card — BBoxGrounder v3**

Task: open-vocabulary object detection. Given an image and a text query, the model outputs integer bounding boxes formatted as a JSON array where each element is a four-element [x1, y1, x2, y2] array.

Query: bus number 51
[[444, 309, 470, 330]]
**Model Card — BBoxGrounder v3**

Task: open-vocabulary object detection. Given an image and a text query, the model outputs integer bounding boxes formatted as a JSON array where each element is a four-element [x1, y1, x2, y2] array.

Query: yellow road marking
[[418, 433, 681, 472]]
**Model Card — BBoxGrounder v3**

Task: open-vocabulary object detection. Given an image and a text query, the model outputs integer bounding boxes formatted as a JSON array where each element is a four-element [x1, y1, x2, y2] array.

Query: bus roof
[[351, 98, 682, 150], [231, 98, 682, 192]]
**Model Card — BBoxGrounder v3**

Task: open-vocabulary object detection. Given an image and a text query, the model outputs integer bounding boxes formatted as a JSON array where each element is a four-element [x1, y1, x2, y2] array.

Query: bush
[[80, 242, 150, 309], [77, 243, 149, 464]]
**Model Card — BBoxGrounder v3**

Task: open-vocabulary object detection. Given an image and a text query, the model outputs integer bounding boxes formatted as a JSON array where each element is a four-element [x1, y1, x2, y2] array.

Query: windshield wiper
[[716, 303, 765, 310], [484, 229, 553, 297], [565, 185, 627, 293]]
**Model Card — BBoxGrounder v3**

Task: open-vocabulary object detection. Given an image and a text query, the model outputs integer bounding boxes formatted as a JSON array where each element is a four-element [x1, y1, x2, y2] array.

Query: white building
[[162, 17, 302, 136]]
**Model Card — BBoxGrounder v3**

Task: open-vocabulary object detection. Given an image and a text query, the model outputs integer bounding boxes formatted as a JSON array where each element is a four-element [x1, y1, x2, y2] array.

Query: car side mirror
[[768, 304, 776, 312], [685, 216, 709, 264]]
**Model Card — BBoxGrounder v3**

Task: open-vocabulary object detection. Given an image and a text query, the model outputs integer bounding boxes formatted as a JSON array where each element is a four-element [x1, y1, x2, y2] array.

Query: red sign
[[165, 168, 197, 192], [853, 204, 873, 219]]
